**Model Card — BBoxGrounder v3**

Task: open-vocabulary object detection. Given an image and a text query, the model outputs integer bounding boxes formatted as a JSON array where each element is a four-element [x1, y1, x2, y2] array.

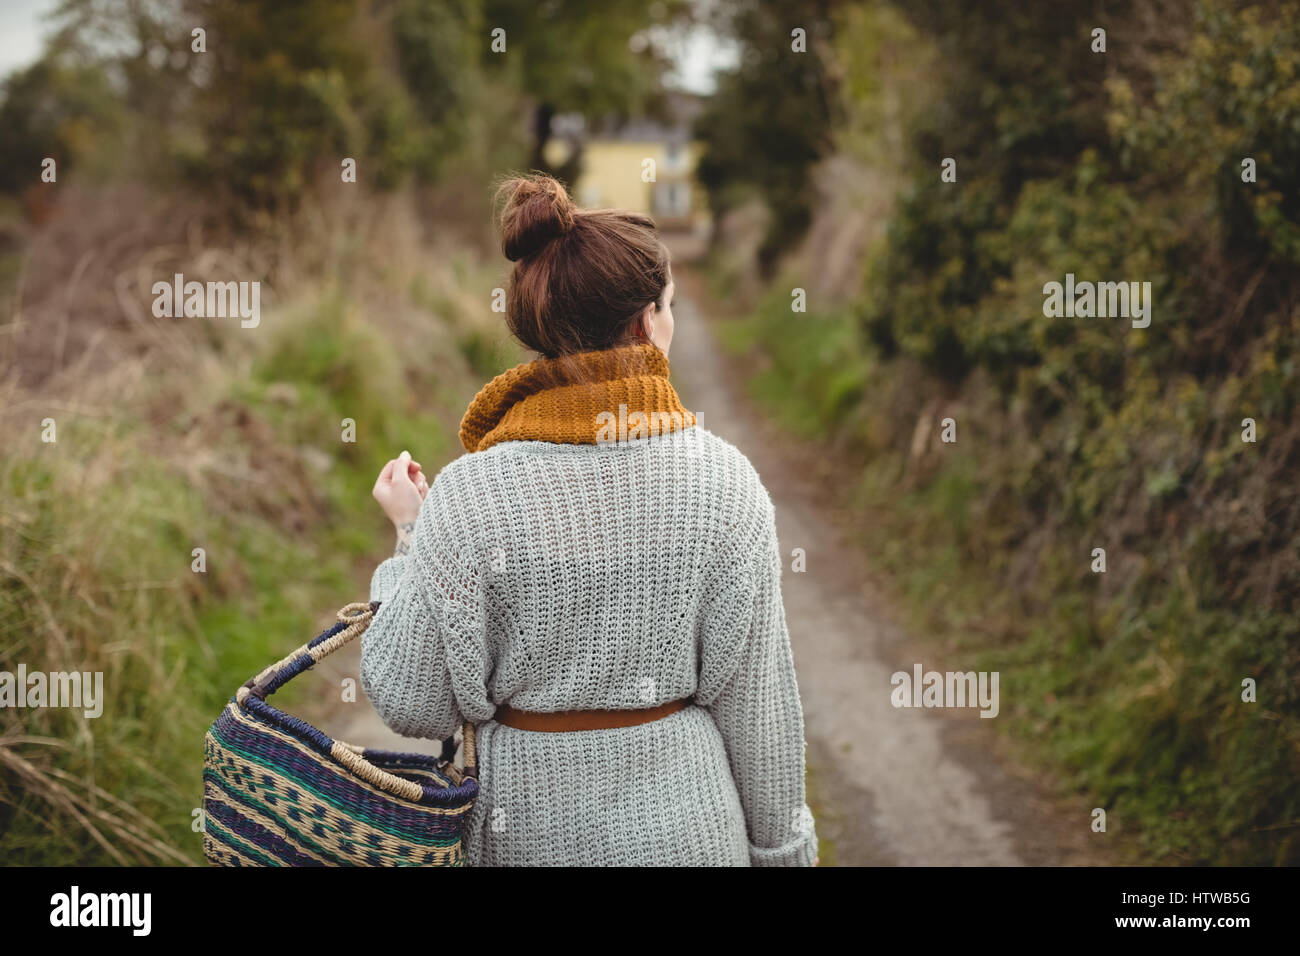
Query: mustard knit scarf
[[458, 344, 697, 453]]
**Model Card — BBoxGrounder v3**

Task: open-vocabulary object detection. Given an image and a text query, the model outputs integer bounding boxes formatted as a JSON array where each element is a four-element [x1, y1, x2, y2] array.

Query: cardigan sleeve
[[696, 498, 818, 867], [360, 500, 494, 740]]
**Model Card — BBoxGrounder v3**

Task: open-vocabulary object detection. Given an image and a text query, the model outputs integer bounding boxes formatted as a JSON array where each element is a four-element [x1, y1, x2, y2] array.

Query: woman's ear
[[637, 302, 655, 342]]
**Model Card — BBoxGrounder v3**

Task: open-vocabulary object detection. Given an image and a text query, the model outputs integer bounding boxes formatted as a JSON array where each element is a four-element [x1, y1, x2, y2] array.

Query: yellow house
[[569, 139, 706, 233], [548, 100, 710, 234]]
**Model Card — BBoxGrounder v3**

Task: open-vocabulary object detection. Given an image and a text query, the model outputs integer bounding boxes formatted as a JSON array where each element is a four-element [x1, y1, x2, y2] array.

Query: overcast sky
[[664, 23, 738, 94], [0, 0, 59, 79]]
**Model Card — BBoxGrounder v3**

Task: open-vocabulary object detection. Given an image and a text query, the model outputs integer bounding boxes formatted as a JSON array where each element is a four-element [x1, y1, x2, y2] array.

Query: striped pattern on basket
[[203, 700, 477, 866]]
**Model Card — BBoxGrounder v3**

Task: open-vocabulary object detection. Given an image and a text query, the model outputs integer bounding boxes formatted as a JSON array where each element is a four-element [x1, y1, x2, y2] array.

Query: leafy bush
[[717, 0, 1299, 863]]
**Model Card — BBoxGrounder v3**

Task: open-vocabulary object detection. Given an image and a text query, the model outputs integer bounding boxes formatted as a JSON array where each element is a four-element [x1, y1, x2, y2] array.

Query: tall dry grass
[[0, 183, 516, 863]]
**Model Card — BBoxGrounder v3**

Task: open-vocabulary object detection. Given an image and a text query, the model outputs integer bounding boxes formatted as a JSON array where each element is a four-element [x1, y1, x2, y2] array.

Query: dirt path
[[306, 257, 1104, 865], [669, 256, 1104, 866]]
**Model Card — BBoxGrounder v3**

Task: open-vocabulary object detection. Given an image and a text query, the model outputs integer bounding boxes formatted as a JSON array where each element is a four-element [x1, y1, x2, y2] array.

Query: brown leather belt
[[493, 697, 691, 732]]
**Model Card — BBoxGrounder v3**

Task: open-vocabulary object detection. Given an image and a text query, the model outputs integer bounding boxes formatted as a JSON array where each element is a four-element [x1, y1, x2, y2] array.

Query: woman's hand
[[372, 450, 428, 535]]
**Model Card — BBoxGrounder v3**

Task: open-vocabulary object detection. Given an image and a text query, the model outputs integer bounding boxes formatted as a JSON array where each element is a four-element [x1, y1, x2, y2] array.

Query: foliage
[[717, 0, 1300, 863], [0, 194, 509, 862], [479, 0, 688, 181], [693, 0, 842, 275], [0, 57, 126, 195], [0, 0, 681, 211]]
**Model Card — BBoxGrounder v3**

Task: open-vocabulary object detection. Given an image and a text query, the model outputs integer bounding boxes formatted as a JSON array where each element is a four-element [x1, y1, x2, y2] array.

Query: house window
[[656, 182, 689, 217], [664, 141, 685, 172]]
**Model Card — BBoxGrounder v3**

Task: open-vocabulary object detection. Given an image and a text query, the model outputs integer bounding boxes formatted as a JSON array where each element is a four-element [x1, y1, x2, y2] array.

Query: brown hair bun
[[496, 173, 577, 261], [491, 170, 670, 358]]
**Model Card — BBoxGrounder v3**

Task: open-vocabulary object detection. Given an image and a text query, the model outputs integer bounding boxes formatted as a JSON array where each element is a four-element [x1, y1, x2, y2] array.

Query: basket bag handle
[[236, 601, 477, 788]]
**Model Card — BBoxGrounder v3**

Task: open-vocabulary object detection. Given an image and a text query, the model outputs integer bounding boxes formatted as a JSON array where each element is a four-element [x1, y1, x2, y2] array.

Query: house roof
[[558, 90, 706, 144]]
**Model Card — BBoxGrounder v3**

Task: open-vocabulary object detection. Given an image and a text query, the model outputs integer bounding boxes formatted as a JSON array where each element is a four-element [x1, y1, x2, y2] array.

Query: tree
[[693, 0, 841, 275], [481, 0, 687, 182]]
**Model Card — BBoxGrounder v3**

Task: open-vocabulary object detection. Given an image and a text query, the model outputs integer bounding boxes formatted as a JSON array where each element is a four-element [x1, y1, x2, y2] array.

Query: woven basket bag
[[202, 601, 479, 866]]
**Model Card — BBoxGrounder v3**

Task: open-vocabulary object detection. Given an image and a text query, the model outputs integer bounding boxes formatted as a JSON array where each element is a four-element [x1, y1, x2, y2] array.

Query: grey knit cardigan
[[361, 425, 817, 866]]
